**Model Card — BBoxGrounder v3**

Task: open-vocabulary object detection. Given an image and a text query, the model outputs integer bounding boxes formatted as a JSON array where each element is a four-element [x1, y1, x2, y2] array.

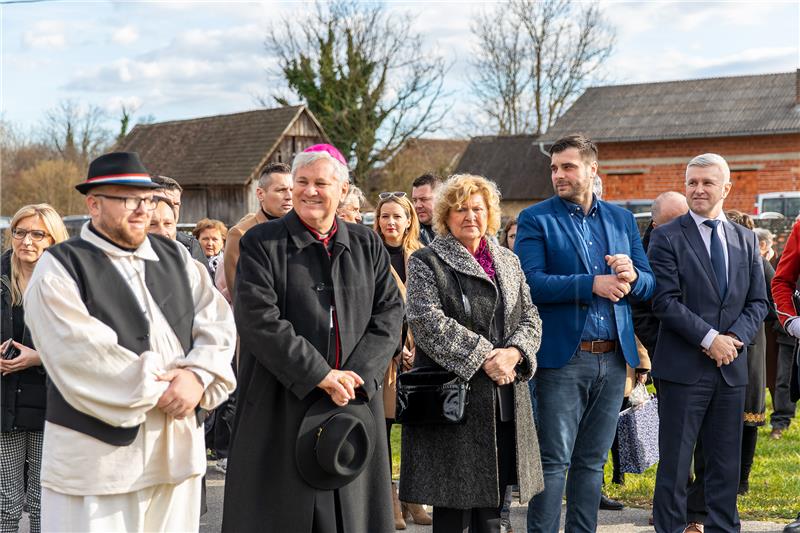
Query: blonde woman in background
[[373, 191, 432, 529], [1, 204, 68, 533]]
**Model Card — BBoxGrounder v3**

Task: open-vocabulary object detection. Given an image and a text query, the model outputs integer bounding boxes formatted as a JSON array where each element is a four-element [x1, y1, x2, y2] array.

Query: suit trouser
[[653, 369, 745, 533], [526, 349, 626, 533], [41, 475, 201, 532], [771, 342, 798, 430]]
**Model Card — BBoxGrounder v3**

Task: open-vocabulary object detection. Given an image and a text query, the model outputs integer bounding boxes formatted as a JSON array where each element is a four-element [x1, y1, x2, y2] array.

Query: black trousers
[[432, 417, 516, 533], [653, 371, 745, 533]]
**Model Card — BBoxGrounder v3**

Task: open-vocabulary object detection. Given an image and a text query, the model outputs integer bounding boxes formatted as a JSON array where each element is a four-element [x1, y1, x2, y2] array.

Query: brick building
[[541, 70, 800, 214]]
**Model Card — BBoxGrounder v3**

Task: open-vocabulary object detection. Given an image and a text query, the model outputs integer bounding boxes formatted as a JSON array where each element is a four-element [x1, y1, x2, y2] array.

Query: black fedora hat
[[296, 396, 376, 490], [76, 152, 161, 194]]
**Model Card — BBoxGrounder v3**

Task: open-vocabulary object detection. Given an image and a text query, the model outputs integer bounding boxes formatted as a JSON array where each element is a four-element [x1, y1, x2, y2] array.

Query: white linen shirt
[[24, 224, 237, 495]]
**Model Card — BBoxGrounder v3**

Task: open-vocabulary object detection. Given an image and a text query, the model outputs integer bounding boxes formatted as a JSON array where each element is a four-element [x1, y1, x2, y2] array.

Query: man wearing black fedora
[[24, 152, 237, 532], [222, 144, 404, 533]]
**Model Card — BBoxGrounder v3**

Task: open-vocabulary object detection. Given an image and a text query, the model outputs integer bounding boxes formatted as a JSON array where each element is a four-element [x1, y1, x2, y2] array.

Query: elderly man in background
[[337, 184, 366, 224], [223, 161, 292, 294], [411, 173, 441, 245], [222, 144, 403, 533], [649, 154, 767, 533], [24, 152, 237, 531]]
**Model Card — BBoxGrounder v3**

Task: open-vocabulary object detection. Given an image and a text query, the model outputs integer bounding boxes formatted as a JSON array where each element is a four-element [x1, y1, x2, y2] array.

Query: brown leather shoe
[[392, 483, 406, 530], [684, 522, 704, 533], [402, 502, 433, 525], [771, 428, 784, 440]]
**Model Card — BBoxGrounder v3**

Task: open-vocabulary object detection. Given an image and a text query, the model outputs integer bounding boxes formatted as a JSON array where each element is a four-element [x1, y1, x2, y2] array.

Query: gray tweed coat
[[399, 232, 544, 509]]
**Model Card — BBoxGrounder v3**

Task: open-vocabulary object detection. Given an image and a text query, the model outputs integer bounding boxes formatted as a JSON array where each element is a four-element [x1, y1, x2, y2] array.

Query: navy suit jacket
[[648, 213, 768, 386], [516, 196, 654, 369]]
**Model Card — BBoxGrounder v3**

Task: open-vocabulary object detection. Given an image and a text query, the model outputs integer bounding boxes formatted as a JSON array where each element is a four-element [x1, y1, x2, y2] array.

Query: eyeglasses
[[93, 194, 158, 211], [379, 191, 407, 200], [11, 228, 50, 242]]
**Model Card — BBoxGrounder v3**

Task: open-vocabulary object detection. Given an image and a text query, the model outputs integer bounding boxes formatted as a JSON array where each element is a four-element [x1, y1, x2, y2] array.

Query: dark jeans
[[771, 342, 798, 430], [653, 371, 745, 533], [526, 349, 627, 533]]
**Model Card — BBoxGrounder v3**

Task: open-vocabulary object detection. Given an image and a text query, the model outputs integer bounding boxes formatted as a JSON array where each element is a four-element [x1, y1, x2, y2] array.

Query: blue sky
[[2, 0, 799, 137]]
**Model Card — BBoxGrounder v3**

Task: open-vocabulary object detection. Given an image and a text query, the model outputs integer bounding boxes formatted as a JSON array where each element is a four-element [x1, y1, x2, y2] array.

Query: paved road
[[18, 464, 789, 532]]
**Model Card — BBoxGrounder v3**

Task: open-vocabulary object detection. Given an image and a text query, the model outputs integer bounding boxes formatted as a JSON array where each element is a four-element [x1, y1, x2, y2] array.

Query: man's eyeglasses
[[11, 228, 50, 242], [378, 191, 407, 200], [93, 194, 158, 211]]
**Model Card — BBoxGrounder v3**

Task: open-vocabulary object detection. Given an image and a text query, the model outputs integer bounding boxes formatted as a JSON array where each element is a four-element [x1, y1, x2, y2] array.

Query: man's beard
[[97, 219, 147, 248]]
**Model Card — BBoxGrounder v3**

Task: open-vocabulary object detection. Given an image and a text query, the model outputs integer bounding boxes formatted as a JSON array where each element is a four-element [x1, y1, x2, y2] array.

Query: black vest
[[45, 234, 194, 446]]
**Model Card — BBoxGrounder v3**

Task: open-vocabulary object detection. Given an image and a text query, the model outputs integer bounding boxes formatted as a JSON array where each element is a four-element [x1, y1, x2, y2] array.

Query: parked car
[[62, 215, 91, 237], [609, 199, 653, 215], [755, 192, 800, 219]]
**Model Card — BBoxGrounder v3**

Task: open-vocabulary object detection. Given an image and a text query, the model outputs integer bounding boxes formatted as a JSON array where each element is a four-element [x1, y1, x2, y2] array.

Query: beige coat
[[625, 336, 652, 397], [383, 266, 413, 419], [223, 210, 268, 294]]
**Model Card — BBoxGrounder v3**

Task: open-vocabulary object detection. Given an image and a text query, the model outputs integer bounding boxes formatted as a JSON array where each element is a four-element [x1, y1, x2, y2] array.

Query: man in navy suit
[[516, 134, 654, 533], [648, 153, 768, 533]]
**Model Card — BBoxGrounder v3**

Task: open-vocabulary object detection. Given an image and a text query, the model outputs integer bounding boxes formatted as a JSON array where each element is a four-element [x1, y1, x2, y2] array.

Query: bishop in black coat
[[222, 209, 403, 533]]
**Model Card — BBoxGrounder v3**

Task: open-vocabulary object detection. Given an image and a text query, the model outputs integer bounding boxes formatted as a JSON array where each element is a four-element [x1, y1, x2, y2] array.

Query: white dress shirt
[[688, 210, 730, 350], [24, 224, 237, 495]]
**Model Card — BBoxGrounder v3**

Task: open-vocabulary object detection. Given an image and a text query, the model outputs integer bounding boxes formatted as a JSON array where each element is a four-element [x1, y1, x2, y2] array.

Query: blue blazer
[[647, 213, 768, 386], [515, 196, 654, 369]]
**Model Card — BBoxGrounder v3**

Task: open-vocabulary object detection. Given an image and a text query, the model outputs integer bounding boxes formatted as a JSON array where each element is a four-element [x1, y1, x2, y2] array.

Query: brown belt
[[579, 340, 617, 354]]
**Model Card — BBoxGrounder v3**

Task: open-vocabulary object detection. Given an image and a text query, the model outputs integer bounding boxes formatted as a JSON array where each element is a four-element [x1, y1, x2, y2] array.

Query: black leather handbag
[[395, 272, 471, 425]]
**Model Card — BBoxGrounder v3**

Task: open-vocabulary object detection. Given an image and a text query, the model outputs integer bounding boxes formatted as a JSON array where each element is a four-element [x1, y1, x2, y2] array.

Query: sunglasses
[[378, 191, 407, 200]]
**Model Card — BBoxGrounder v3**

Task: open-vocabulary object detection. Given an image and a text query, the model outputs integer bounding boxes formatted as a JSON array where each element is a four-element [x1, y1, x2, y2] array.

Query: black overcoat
[[222, 210, 403, 533]]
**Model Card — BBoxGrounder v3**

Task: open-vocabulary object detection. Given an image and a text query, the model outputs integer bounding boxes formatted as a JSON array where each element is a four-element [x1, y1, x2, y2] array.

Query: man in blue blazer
[[648, 153, 768, 533], [516, 134, 654, 533]]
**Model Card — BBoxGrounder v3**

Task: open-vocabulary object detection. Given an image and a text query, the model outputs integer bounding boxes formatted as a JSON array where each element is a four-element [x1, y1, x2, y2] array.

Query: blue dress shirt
[[560, 197, 618, 341]]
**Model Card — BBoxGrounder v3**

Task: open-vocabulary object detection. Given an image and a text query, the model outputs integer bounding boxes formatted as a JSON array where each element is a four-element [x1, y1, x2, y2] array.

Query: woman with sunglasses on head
[[1, 204, 68, 533], [373, 191, 432, 529]]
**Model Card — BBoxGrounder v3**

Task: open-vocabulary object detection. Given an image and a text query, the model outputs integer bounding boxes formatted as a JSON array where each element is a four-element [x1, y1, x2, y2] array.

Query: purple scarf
[[471, 238, 495, 279]]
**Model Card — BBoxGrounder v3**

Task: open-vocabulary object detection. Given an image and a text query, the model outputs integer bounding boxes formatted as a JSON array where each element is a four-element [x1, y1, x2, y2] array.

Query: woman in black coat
[[1, 204, 68, 533], [222, 146, 404, 533], [400, 175, 544, 533]]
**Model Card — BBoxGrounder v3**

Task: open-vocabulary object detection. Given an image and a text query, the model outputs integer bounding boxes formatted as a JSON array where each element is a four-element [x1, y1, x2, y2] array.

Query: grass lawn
[[389, 393, 800, 522]]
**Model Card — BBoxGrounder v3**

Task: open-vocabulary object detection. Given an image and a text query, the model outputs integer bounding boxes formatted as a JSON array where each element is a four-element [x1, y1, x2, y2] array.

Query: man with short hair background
[[24, 152, 237, 531], [223, 162, 293, 293], [649, 153, 768, 533], [410, 173, 441, 245], [516, 134, 654, 533], [148, 196, 178, 240], [149, 175, 208, 267]]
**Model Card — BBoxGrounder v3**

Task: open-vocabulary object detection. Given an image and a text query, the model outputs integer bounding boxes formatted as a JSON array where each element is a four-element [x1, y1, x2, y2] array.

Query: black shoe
[[599, 494, 624, 511], [785, 513, 800, 532]]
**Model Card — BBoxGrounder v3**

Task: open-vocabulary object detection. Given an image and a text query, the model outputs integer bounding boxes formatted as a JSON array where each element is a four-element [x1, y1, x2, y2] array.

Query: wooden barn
[[454, 134, 552, 216], [117, 105, 328, 225]]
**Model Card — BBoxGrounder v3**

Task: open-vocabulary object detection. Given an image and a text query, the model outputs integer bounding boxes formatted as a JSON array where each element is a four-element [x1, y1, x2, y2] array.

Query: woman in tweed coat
[[399, 174, 544, 533]]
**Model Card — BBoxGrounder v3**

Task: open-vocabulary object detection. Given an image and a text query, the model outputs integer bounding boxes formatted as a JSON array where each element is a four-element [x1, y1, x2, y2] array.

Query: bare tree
[[42, 100, 111, 168], [263, 0, 450, 184], [468, 0, 615, 135]]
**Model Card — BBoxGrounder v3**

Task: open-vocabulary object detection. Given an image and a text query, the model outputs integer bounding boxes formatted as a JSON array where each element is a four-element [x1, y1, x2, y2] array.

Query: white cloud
[[103, 95, 143, 115], [22, 20, 67, 49], [112, 26, 139, 46]]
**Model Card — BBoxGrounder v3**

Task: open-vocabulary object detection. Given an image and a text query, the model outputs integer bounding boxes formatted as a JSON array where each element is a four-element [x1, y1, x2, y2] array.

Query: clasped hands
[[703, 332, 743, 367], [483, 347, 522, 386], [156, 368, 205, 419], [592, 254, 637, 303], [318, 369, 365, 406]]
